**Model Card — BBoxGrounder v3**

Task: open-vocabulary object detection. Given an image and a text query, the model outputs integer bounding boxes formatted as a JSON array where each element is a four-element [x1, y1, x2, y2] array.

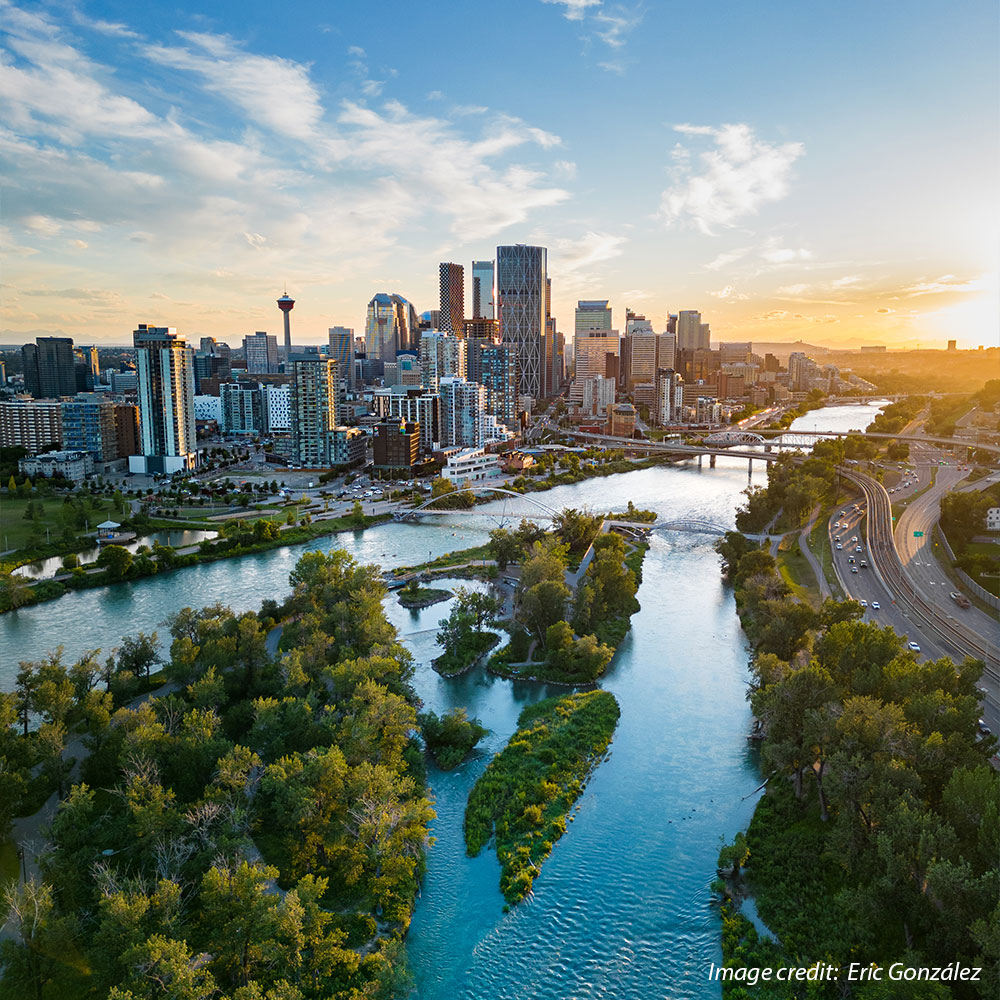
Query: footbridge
[[395, 486, 560, 522]]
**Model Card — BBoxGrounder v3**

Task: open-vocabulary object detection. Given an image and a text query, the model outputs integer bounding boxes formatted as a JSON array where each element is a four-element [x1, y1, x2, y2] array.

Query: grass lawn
[[0, 837, 19, 888], [777, 534, 821, 607], [0, 494, 124, 553], [397, 543, 493, 574]]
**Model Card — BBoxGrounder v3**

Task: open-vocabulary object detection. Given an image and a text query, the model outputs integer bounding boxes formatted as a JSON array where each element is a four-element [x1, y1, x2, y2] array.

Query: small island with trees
[[464, 690, 620, 905]]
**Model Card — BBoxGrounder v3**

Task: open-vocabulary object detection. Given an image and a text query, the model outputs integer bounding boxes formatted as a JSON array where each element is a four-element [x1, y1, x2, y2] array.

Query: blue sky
[[2, 0, 997, 347]]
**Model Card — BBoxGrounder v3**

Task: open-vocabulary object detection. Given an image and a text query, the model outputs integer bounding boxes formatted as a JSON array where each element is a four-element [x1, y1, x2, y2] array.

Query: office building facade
[[244, 332, 280, 374], [438, 377, 487, 449], [419, 331, 467, 391], [365, 293, 419, 360], [472, 260, 494, 319], [22, 337, 77, 399], [496, 244, 547, 399], [373, 418, 420, 470], [676, 310, 708, 351]]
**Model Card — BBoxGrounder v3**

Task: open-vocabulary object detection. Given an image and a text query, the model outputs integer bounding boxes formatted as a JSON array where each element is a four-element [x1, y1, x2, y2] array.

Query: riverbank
[[0, 511, 393, 614]]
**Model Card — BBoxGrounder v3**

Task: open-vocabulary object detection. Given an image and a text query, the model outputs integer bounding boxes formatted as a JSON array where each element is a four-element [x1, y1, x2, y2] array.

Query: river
[[0, 401, 886, 999]]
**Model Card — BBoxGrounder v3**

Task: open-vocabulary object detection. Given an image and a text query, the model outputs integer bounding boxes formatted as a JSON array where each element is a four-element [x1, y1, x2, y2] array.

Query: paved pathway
[[800, 506, 831, 599]]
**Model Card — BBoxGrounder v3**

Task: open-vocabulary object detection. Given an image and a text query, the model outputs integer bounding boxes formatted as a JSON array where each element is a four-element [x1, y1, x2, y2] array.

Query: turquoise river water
[[0, 402, 887, 1000]]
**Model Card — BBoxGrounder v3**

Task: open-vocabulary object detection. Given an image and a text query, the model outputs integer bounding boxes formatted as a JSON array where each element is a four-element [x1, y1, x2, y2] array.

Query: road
[[829, 468, 1000, 740]]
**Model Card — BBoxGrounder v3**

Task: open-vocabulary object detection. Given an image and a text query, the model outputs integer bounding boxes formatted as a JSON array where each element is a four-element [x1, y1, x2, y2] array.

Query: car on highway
[[855, 545, 863, 552], [851, 566, 859, 573], [851, 536, 858, 542], [860, 600, 868, 607], [860, 560, 868, 568], [949, 591, 972, 609], [907, 642, 921, 652], [871, 601, 880, 610], [836, 543, 843, 550]]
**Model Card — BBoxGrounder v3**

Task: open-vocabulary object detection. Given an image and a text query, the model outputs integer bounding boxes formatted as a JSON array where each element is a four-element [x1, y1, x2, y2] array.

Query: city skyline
[[2, 0, 997, 348]]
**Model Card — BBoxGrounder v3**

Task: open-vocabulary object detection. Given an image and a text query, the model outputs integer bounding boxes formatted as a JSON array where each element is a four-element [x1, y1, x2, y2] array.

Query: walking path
[[800, 506, 832, 599]]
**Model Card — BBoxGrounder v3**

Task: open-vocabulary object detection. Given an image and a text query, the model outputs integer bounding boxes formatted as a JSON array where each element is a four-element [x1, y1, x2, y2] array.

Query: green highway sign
[[913, 531, 924, 537]]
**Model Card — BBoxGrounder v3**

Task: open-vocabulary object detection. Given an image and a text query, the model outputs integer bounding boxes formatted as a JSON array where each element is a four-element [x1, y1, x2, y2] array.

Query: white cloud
[[894, 274, 988, 297], [539, 0, 643, 71], [705, 246, 752, 271], [541, 0, 603, 21], [549, 231, 627, 277], [660, 123, 804, 234], [141, 31, 326, 141]]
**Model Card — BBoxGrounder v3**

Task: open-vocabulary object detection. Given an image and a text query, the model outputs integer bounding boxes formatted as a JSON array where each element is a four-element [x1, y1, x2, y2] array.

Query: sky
[[2, 0, 998, 349]]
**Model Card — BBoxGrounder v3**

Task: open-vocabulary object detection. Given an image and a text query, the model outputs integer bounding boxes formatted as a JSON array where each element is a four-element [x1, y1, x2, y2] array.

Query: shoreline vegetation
[[1, 511, 392, 614], [713, 444, 998, 997], [464, 690, 620, 905], [0, 547, 433, 999]]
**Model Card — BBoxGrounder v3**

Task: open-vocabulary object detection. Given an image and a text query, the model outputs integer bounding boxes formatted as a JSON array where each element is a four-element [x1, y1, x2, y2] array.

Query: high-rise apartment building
[[479, 342, 518, 428], [438, 263, 465, 335], [496, 244, 547, 399], [676, 310, 708, 351], [220, 383, 265, 435], [622, 313, 657, 390], [420, 331, 467, 391], [290, 356, 338, 467], [371, 387, 440, 452], [439, 377, 487, 448], [131, 325, 198, 474], [0, 398, 63, 452], [472, 260, 494, 319], [582, 375, 616, 416], [365, 294, 419, 360], [22, 337, 77, 399], [61, 394, 118, 463], [114, 404, 140, 459], [244, 332, 279, 374], [654, 369, 684, 426]]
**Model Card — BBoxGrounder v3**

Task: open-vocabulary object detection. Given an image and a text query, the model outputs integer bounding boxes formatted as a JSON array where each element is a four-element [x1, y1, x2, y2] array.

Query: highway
[[830, 467, 1000, 738]]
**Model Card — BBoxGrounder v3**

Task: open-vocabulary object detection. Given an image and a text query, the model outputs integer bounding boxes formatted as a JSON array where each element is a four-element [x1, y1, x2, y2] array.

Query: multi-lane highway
[[827, 463, 1000, 737]]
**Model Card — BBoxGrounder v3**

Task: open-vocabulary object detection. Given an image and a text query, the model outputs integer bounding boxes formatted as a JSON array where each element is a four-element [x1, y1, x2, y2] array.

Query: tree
[[430, 476, 456, 498], [350, 499, 365, 526], [98, 544, 133, 579], [452, 586, 503, 633], [419, 708, 487, 770], [0, 878, 76, 1000], [488, 527, 521, 571], [519, 580, 571, 641], [113, 631, 161, 682], [0, 571, 33, 613]]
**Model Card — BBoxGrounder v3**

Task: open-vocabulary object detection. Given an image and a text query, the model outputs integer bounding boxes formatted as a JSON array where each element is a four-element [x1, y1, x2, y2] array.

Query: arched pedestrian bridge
[[394, 486, 560, 522]]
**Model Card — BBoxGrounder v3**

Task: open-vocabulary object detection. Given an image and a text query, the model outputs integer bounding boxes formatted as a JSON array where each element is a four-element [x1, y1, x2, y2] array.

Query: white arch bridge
[[395, 489, 732, 537]]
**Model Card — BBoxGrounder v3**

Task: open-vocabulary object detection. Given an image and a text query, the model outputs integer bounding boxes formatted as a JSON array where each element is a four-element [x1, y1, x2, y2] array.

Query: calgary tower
[[277, 291, 295, 358]]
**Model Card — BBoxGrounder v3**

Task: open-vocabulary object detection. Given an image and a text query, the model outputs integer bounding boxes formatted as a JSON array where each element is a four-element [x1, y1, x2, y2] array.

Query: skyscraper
[[438, 262, 465, 335], [290, 355, 338, 467], [277, 292, 295, 358], [575, 300, 613, 335], [22, 337, 76, 398], [365, 294, 419, 361], [479, 342, 519, 428], [243, 332, 279, 374], [328, 327, 354, 387], [130, 325, 197, 474], [496, 244, 547, 399], [676, 310, 708, 351], [419, 331, 467, 391], [571, 330, 620, 403], [439, 377, 487, 448], [472, 260, 494, 319]]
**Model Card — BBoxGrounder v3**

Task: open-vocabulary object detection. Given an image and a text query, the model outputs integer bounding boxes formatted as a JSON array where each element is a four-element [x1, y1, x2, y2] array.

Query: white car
[[836, 543, 843, 550], [871, 601, 880, 610], [860, 599, 868, 608], [907, 642, 921, 652], [855, 545, 863, 553]]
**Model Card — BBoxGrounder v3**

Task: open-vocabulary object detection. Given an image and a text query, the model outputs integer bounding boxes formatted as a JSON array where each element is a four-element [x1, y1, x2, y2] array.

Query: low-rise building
[[606, 403, 636, 438], [331, 426, 366, 468], [441, 446, 502, 486], [987, 507, 1000, 532], [19, 449, 94, 483]]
